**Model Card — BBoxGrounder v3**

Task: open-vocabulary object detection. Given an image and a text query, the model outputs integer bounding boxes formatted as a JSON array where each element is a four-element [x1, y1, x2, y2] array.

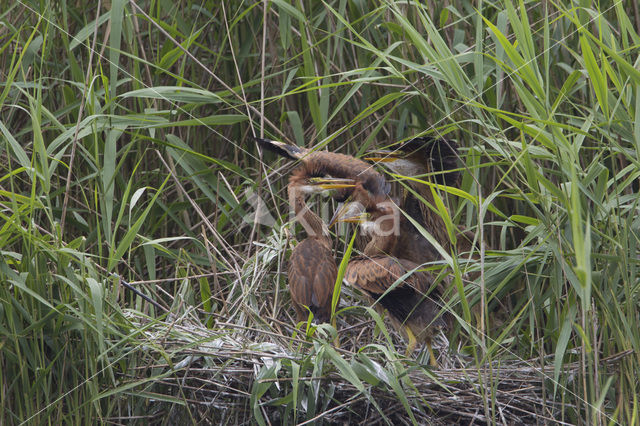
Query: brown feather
[[372, 137, 492, 325], [398, 137, 461, 186], [282, 149, 349, 325], [343, 198, 449, 349], [255, 138, 389, 207], [302, 151, 389, 203], [373, 138, 486, 265], [288, 238, 337, 323], [345, 255, 447, 343], [255, 137, 309, 160], [394, 194, 443, 264]]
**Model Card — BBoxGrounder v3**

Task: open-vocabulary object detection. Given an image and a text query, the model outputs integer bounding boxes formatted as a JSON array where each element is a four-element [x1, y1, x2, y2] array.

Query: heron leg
[[293, 304, 307, 329], [405, 327, 438, 366], [426, 340, 438, 367], [404, 326, 417, 355]]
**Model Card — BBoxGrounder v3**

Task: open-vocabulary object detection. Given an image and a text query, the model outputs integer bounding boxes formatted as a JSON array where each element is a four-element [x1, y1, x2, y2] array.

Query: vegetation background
[[1, 0, 639, 424]]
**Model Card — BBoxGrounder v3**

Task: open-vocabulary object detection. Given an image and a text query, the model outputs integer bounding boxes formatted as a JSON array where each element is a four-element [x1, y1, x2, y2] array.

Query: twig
[[116, 274, 168, 313]]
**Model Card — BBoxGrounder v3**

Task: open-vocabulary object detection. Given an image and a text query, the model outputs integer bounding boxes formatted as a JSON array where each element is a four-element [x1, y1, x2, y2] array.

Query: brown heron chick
[[364, 137, 481, 263], [365, 136, 461, 187], [366, 137, 494, 330], [339, 199, 448, 366], [287, 169, 355, 328], [256, 137, 390, 209]]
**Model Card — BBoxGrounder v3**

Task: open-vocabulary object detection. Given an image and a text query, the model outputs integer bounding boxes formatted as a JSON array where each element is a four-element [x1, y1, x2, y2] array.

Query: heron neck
[[289, 183, 330, 245], [363, 215, 397, 256]]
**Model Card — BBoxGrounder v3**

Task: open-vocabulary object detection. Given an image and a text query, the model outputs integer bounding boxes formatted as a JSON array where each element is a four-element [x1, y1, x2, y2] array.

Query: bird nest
[[115, 310, 627, 425]]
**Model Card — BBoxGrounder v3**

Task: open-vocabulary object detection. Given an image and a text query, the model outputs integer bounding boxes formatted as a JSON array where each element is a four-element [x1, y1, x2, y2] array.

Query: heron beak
[[363, 149, 404, 163], [329, 201, 368, 227], [308, 177, 356, 190]]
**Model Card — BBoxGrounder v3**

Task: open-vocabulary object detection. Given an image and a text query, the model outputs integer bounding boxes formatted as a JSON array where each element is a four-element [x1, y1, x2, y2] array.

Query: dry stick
[[60, 0, 102, 233], [272, 227, 291, 323], [260, 0, 268, 136], [214, 321, 311, 347], [297, 396, 369, 426], [118, 275, 167, 312], [218, 169, 241, 205], [263, 313, 303, 339], [478, 197, 486, 351], [203, 225, 228, 316], [592, 300, 601, 425], [97, 18, 112, 66], [246, 2, 274, 323], [220, 1, 254, 131], [129, 0, 287, 142], [258, 376, 332, 383], [154, 374, 252, 396], [166, 154, 191, 228], [208, 179, 228, 316], [530, 264, 550, 419], [477, 188, 491, 422], [213, 169, 251, 316], [91, 261, 170, 312], [581, 298, 588, 423], [126, 272, 233, 285]]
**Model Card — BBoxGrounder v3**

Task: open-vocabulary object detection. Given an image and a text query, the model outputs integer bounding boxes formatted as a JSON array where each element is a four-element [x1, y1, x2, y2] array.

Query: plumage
[[256, 136, 456, 351], [288, 238, 337, 322], [256, 137, 390, 208], [285, 167, 340, 325], [399, 136, 461, 186], [345, 256, 446, 344], [341, 200, 448, 365], [257, 136, 389, 329], [366, 137, 480, 262], [367, 136, 493, 328], [255, 137, 308, 160]]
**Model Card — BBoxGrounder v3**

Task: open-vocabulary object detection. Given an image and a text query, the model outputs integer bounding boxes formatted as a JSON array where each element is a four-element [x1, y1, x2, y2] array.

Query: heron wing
[[344, 256, 444, 328]]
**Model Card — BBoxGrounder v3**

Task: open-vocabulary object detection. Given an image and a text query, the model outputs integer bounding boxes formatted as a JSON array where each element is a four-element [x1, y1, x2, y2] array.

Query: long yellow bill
[[308, 177, 356, 190], [363, 149, 404, 163], [329, 201, 368, 227]]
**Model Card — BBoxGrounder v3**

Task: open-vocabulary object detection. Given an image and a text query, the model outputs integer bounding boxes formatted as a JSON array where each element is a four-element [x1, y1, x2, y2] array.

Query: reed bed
[[1, 0, 639, 424]]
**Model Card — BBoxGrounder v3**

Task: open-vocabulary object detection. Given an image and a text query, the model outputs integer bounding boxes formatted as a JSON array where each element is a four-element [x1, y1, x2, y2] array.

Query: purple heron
[[366, 137, 493, 327], [364, 137, 481, 264], [338, 199, 448, 366], [286, 168, 355, 325], [255, 137, 389, 209], [255, 137, 388, 325]]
